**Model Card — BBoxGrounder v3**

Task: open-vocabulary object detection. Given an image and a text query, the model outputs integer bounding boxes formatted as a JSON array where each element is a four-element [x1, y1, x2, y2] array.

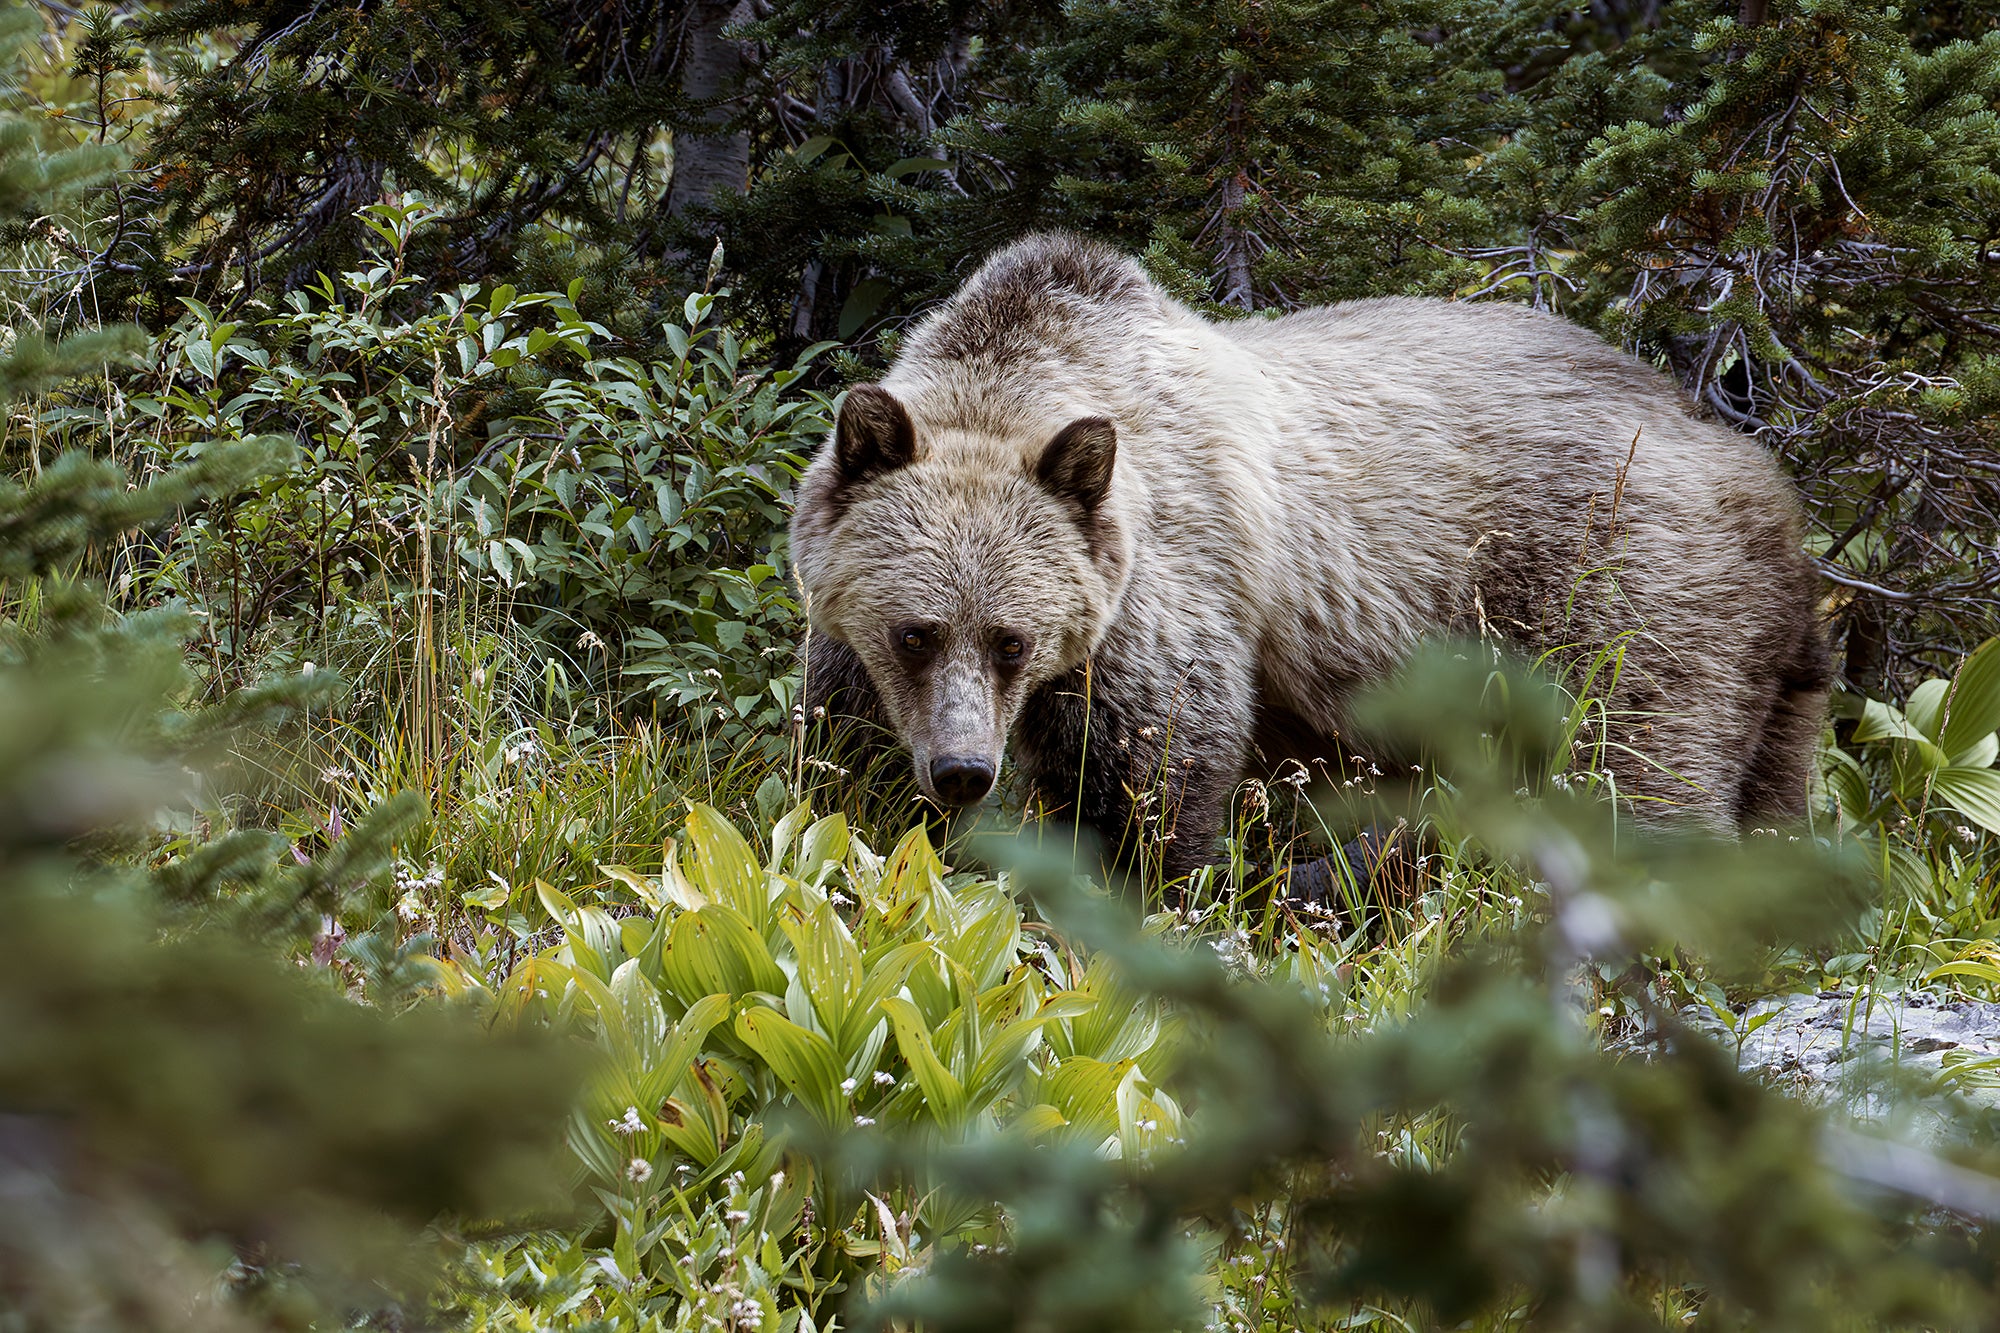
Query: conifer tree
[[1535, 0, 2000, 685], [0, 1, 141, 401], [1017, 0, 1513, 311]]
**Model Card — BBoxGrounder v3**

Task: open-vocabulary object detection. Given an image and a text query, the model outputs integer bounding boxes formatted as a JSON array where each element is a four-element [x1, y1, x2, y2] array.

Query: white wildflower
[[610, 1106, 646, 1136], [625, 1158, 653, 1183], [853, 1115, 876, 1127], [840, 1077, 858, 1095], [873, 1070, 895, 1086]]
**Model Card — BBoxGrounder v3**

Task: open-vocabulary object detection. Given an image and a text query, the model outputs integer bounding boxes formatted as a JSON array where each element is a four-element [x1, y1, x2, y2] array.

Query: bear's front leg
[[1013, 643, 1254, 892]]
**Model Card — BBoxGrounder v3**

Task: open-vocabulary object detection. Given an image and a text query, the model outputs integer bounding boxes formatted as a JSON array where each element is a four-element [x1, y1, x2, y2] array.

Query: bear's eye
[[898, 627, 930, 654], [995, 635, 1026, 663]]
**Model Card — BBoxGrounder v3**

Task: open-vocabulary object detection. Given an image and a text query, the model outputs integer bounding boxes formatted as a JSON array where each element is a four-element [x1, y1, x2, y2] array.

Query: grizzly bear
[[791, 232, 1827, 883]]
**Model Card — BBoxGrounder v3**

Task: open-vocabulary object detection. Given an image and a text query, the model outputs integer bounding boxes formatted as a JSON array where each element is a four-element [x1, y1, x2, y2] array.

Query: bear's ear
[[834, 385, 918, 487], [1035, 416, 1117, 515]]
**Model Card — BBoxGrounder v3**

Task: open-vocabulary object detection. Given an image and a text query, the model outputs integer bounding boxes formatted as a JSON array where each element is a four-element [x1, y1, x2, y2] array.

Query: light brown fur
[[793, 233, 1827, 879]]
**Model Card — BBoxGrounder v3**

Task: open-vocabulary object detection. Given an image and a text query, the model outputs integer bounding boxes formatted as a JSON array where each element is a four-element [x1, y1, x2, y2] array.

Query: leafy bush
[[465, 288, 833, 738], [28, 200, 828, 764]]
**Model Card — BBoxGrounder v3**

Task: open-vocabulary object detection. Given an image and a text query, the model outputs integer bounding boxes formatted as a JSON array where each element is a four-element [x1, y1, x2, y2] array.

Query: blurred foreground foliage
[[0, 443, 582, 1329]]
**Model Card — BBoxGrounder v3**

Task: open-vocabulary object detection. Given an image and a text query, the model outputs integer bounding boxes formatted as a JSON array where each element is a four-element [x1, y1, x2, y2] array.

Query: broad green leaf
[[1925, 960, 2000, 987], [1057, 957, 1161, 1063], [735, 1006, 845, 1127], [660, 905, 787, 1001], [874, 826, 945, 929], [1044, 1057, 1132, 1145], [781, 895, 863, 1041], [1933, 766, 2000, 836], [609, 959, 669, 1058], [880, 996, 968, 1127], [843, 941, 932, 1052], [1814, 746, 1871, 826], [766, 799, 813, 875], [685, 804, 768, 928], [939, 894, 1021, 993], [1851, 696, 1925, 745], [790, 134, 835, 164], [837, 279, 892, 339], [968, 1007, 1054, 1106], [796, 814, 850, 883], [1005, 1104, 1070, 1141], [1886, 732, 1950, 789], [658, 837, 709, 911], [566, 967, 626, 1051], [1114, 1065, 1184, 1159], [1938, 636, 2000, 763], [1906, 678, 1951, 742], [653, 993, 732, 1097], [496, 953, 572, 1027], [539, 879, 617, 979]]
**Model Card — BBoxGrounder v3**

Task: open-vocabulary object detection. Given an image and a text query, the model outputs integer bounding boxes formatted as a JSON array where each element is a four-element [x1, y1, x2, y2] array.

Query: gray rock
[[1701, 989, 2000, 1119]]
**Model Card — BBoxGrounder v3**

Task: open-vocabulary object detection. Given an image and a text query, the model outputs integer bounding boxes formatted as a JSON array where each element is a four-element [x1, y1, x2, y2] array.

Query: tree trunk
[[662, 0, 754, 263], [1216, 74, 1255, 310]]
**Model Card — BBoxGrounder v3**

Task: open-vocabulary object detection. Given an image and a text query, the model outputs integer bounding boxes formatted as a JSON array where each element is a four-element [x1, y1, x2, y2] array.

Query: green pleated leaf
[[660, 905, 787, 1002], [780, 894, 864, 1047], [842, 941, 932, 1054], [1933, 766, 2000, 836], [1814, 745, 1872, 827], [1938, 636, 2000, 764], [735, 1005, 845, 1128], [1905, 678, 1951, 743], [684, 804, 768, 928], [880, 995, 968, 1127]]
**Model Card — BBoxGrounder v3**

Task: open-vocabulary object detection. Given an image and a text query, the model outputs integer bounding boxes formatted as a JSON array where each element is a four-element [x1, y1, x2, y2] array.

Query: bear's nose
[[929, 755, 996, 806]]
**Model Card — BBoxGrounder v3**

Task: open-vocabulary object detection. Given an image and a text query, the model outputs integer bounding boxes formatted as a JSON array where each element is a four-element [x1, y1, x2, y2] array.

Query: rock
[[1703, 989, 2000, 1118]]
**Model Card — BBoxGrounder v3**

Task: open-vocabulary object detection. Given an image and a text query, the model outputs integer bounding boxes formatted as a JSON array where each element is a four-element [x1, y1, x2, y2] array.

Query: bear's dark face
[[793, 386, 1130, 807]]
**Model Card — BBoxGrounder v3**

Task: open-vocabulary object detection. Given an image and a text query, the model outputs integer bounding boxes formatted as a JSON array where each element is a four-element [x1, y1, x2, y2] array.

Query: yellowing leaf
[[598, 863, 663, 911], [684, 804, 767, 927], [781, 894, 864, 1042], [660, 905, 786, 1001], [735, 1006, 845, 1127], [880, 995, 968, 1127], [1925, 960, 2000, 987]]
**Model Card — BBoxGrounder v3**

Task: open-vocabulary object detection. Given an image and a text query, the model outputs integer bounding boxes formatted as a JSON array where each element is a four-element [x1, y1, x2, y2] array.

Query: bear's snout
[[929, 754, 996, 806]]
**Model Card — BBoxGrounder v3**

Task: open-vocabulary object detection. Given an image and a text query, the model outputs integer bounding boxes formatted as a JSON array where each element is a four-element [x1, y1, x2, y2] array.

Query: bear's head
[[792, 384, 1133, 807]]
